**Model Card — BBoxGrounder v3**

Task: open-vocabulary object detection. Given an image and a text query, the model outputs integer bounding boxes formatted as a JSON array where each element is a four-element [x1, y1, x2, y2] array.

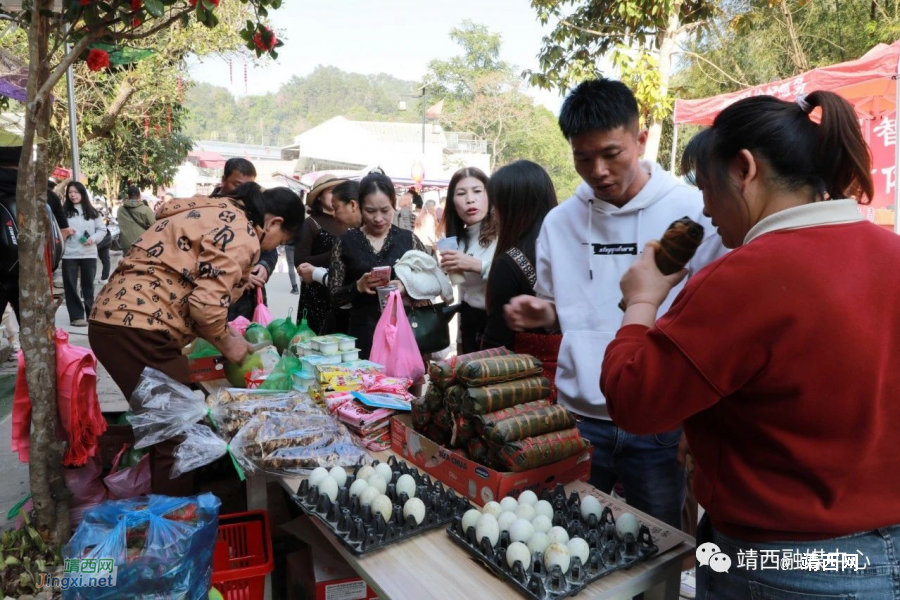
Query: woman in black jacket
[[481, 161, 560, 391], [329, 173, 425, 358]]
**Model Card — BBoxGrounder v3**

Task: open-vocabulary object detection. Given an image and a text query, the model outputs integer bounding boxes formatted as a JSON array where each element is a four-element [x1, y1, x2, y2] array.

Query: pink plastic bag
[[229, 316, 252, 336], [252, 287, 273, 326], [64, 456, 108, 525], [370, 291, 426, 381], [103, 444, 152, 500]]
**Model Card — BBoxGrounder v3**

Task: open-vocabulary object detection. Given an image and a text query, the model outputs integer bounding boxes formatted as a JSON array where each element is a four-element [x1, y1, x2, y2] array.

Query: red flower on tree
[[189, 0, 219, 6], [131, 0, 142, 10], [79, 0, 90, 5], [253, 27, 277, 52], [131, 18, 142, 27], [86, 49, 110, 72]]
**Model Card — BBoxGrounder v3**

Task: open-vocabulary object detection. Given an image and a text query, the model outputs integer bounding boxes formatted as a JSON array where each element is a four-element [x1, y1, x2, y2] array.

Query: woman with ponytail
[[88, 183, 304, 495], [600, 91, 900, 597]]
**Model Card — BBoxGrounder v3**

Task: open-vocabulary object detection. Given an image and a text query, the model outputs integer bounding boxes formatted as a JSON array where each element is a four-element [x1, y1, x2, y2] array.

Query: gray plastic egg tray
[[293, 455, 471, 555], [445, 484, 659, 599]]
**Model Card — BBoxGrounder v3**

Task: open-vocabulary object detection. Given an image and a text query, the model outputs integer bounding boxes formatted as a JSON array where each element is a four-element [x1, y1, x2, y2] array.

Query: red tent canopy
[[673, 42, 900, 219]]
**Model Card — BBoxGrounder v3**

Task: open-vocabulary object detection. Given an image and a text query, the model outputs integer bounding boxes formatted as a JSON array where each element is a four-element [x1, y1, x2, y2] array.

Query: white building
[[283, 117, 491, 181]]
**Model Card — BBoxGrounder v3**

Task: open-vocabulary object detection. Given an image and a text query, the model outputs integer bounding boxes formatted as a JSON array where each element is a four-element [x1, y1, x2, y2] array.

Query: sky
[[187, 0, 572, 114]]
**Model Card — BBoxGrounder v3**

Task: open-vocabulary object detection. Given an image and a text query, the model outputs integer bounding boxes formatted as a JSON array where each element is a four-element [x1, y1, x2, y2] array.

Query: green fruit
[[268, 318, 298, 354], [244, 323, 273, 345], [224, 353, 263, 388]]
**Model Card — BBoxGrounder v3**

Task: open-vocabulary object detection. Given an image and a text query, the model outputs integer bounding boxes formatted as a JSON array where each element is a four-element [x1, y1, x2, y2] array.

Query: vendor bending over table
[[89, 183, 304, 495], [601, 90, 900, 599]]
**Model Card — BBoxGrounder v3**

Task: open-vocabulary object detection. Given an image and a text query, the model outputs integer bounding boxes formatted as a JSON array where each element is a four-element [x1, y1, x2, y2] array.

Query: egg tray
[[445, 484, 659, 600], [293, 455, 472, 555]]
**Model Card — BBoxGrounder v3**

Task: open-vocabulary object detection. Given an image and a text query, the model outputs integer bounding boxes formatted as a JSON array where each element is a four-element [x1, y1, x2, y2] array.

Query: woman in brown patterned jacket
[[88, 183, 304, 494]]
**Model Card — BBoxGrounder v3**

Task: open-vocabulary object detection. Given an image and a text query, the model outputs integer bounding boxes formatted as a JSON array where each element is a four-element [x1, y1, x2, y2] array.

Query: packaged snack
[[342, 349, 361, 362], [341, 360, 386, 374], [457, 354, 543, 387], [459, 376, 552, 417], [331, 334, 358, 352], [428, 347, 513, 388], [310, 335, 341, 354], [496, 428, 589, 472], [316, 365, 354, 384], [472, 399, 552, 436], [485, 404, 575, 445]]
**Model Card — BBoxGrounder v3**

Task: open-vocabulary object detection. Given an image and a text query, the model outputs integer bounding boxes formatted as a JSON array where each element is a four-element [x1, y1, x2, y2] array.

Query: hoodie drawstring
[[637, 209, 643, 253], [587, 199, 594, 280]]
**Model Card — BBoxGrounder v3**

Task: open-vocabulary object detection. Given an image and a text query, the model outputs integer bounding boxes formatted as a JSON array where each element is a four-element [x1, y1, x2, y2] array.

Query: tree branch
[[34, 31, 97, 107], [118, 11, 189, 41], [559, 19, 630, 38], [673, 49, 749, 87], [674, 20, 709, 35], [85, 76, 137, 141]]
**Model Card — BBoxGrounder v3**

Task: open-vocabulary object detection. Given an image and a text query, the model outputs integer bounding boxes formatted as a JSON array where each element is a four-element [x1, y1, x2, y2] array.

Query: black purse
[[406, 302, 462, 354]]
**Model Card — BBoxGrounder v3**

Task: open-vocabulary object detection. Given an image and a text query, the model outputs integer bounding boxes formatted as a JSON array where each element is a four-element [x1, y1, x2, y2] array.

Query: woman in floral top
[[330, 173, 425, 358]]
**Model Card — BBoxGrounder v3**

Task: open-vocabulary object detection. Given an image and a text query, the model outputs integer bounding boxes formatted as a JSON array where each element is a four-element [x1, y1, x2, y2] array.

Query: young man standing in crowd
[[213, 158, 279, 321], [117, 185, 156, 253], [505, 78, 726, 529]]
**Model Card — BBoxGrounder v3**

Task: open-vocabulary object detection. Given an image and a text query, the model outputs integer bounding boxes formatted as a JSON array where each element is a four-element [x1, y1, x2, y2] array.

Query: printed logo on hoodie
[[588, 243, 637, 256]]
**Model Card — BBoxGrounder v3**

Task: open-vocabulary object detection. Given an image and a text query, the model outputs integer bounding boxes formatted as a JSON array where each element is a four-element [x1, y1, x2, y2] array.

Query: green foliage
[[0, 511, 63, 597], [182, 67, 421, 146]]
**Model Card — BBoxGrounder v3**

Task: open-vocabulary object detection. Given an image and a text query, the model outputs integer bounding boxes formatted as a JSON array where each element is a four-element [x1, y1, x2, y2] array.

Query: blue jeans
[[576, 417, 685, 529], [696, 514, 900, 599]]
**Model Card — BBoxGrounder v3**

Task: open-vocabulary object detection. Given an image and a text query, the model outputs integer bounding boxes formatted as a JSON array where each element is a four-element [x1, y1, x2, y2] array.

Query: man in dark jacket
[[211, 158, 279, 321], [0, 145, 71, 319]]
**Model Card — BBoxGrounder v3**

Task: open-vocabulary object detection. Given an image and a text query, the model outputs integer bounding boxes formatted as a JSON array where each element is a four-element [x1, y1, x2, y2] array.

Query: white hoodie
[[535, 160, 727, 419]]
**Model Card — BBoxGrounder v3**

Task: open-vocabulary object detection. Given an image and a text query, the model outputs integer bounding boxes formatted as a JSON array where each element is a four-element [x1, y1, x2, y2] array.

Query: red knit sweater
[[602, 221, 900, 542]]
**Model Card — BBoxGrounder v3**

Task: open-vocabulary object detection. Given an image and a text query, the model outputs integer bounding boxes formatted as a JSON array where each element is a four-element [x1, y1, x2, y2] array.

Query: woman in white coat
[[62, 182, 105, 327]]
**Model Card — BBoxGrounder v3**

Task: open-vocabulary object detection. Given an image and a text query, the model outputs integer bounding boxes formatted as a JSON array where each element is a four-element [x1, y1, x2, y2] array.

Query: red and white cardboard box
[[391, 413, 592, 506]]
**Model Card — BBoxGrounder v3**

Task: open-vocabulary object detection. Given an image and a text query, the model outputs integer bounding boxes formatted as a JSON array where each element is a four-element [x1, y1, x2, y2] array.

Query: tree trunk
[[645, 4, 681, 163], [18, 0, 70, 545]]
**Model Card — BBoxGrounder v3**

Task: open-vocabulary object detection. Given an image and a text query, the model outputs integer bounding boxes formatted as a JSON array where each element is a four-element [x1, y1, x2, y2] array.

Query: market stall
[[673, 40, 900, 231]]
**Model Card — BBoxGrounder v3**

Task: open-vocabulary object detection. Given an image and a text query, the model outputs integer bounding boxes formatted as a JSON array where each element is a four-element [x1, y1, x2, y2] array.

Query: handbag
[[406, 302, 462, 354]]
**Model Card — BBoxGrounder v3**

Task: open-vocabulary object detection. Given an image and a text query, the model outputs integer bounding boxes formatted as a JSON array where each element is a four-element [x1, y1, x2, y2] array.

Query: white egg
[[308, 467, 329, 488], [515, 503, 536, 522], [366, 473, 388, 495], [534, 499, 554, 520], [371, 494, 393, 522], [580, 495, 602, 522], [506, 542, 531, 570], [567, 537, 590, 566], [547, 526, 570, 546], [359, 485, 380, 507], [462, 508, 482, 533], [374, 462, 394, 483], [527, 531, 551, 555], [356, 465, 375, 481], [403, 498, 426, 526], [509, 518, 535, 544], [395, 474, 417, 499], [476, 513, 500, 547], [348, 478, 369, 499], [616, 512, 640, 540], [482, 501, 503, 518], [316, 476, 338, 502], [499, 496, 518, 513], [531, 515, 553, 534], [518, 490, 538, 506], [329, 466, 347, 488], [544, 543, 571, 574], [497, 511, 518, 533]]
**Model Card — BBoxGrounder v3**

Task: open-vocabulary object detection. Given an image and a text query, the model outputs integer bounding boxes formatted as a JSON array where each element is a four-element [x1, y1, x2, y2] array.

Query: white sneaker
[[680, 569, 696, 599], [98, 279, 109, 285]]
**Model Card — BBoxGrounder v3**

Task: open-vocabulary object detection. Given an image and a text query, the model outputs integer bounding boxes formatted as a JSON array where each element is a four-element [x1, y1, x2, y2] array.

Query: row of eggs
[[307, 464, 426, 526], [461, 490, 641, 574]]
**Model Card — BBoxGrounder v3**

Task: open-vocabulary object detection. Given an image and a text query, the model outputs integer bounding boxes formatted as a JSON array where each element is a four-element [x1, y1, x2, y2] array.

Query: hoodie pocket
[[555, 330, 617, 415]]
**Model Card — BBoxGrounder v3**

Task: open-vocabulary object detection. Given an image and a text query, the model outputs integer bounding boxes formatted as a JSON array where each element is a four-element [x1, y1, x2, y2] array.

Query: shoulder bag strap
[[506, 247, 537, 289]]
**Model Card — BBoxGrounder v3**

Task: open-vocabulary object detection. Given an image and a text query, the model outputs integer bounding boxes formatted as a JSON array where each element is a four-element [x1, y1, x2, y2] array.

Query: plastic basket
[[211, 510, 274, 600]]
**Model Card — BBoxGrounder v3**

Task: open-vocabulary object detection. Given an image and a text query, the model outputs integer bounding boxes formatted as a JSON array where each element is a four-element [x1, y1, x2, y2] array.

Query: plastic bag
[[294, 310, 317, 342], [187, 338, 220, 359], [268, 312, 298, 354], [228, 315, 252, 336], [64, 493, 220, 600], [259, 355, 302, 391], [127, 368, 209, 449], [370, 290, 426, 381], [252, 287, 273, 326], [207, 389, 319, 437], [224, 352, 264, 388], [104, 444, 151, 500], [244, 322, 273, 345], [64, 456, 108, 526]]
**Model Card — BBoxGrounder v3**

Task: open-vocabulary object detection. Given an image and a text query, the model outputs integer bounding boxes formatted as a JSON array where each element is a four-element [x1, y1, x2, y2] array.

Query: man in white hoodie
[[505, 78, 726, 529]]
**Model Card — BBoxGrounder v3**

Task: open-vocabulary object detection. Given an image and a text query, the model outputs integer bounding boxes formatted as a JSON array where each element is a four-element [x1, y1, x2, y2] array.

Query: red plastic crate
[[211, 510, 274, 600]]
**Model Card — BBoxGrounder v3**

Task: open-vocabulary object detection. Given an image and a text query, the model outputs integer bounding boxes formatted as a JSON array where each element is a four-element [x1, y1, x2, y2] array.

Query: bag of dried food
[[457, 354, 543, 387], [428, 347, 512, 389], [496, 428, 590, 472], [458, 376, 552, 417]]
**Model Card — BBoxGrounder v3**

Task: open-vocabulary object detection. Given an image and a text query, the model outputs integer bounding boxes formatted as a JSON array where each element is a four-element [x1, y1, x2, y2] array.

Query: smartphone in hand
[[369, 266, 391, 287]]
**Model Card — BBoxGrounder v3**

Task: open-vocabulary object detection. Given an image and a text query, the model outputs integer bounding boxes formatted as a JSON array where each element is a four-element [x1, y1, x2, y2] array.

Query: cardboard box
[[391, 413, 592, 506], [182, 341, 227, 382]]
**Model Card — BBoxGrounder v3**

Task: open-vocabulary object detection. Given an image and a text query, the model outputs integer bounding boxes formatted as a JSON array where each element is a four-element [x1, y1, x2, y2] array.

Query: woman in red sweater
[[602, 91, 900, 598]]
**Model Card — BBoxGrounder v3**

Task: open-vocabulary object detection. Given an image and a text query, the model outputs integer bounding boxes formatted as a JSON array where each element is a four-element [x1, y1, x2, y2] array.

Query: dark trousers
[[459, 302, 487, 354], [88, 321, 195, 496], [0, 285, 19, 321], [284, 245, 297, 288], [62, 258, 97, 321], [97, 245, 111, 280]]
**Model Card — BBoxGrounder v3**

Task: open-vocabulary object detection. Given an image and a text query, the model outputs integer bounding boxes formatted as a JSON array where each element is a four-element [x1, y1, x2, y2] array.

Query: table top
[[282, 459, 695, 600]]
